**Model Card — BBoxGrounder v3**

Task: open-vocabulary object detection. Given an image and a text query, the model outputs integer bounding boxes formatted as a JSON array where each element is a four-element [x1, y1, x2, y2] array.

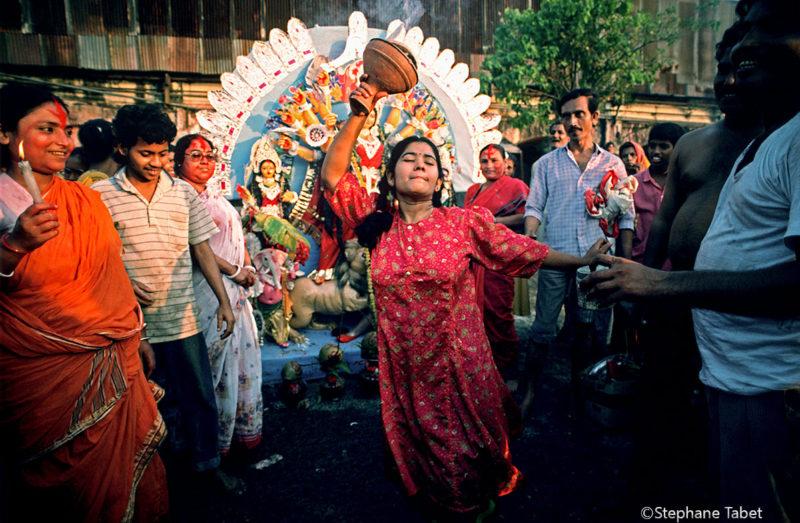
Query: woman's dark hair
[[0, 82, 68, 169], [78, 119, 115, 164], [619, 141, 636, 155], [112, 103, 177, 151], [173, 133, 214, 176], [355, 135, 444, 250], [479, 143, 507, 160]]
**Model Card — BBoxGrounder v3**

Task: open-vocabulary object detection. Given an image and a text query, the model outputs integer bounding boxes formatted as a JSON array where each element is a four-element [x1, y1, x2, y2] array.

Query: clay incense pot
[[350, 38, 418, 116]]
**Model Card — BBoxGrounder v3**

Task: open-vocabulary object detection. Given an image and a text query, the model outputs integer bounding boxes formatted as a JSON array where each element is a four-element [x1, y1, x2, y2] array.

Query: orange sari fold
[[0, 177, 165, 522]]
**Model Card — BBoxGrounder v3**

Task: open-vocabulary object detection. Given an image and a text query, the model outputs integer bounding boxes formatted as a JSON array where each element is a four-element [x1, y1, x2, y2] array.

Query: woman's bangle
[[0, 269, 14, 278], [244, 265, 256, 273], [226, 264, 241, 279], [140, 336, 151, 342], [1, 233, 28, 255]]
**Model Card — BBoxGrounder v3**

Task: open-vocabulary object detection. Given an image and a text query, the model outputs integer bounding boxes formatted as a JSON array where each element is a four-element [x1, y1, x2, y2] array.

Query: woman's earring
[[393, 198, 399, 211]]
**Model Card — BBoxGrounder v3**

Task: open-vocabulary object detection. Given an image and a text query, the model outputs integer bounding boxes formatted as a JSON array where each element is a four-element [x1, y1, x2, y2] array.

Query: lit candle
[[18, 141, 43, 204]]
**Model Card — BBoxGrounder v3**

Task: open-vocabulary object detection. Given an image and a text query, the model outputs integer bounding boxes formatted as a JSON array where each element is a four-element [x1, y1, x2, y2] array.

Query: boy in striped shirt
[[93, 104, 243, 493]]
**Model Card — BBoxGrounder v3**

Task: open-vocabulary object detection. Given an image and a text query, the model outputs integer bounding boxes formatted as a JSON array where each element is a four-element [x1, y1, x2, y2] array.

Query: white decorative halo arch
[[198, 11, 502, 268]]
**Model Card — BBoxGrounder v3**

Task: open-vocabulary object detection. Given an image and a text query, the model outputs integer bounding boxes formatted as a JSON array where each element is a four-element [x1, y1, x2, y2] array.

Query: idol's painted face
[[260, 160, 277, 185], [180, 137, 216, 188], [479, 146, 506, 182], [3, 101, 73, 175]]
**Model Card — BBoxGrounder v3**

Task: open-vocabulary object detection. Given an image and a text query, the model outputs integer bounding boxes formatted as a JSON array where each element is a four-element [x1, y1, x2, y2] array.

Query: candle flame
[[18, 141, 25, 161]]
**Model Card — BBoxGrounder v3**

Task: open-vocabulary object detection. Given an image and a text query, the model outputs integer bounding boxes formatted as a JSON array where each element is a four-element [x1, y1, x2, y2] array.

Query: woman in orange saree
[[0, 83, 167, 522]]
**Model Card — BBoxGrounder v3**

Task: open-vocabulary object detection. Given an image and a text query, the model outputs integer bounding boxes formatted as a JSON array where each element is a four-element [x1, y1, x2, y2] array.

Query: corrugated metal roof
[[69, 0, 104, 35], [43, 35, 78, 67], [139, 35, 169, 71], [2, 33, 44, 66], [202, 38, 232, 75], [108, 34, 139, 70], [0, 0, 724, 102], [233, 0, 261, 39], [168, 36, 200, 73], [77, 35, 111, 70]]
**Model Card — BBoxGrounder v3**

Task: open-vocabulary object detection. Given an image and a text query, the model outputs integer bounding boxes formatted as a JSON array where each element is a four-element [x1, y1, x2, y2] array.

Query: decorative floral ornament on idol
[[287, 18, 316, 62], [200, 10, 512, 208], [251, 41, 288, 85], [269, 28, 302, 72]]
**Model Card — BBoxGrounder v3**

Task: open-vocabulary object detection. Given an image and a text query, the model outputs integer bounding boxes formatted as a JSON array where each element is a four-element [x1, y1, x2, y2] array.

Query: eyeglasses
[[185, 150, 217, 162]]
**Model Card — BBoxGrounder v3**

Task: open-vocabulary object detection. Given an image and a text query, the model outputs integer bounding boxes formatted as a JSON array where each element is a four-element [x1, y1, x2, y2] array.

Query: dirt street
[[167, 319, 641, 522]]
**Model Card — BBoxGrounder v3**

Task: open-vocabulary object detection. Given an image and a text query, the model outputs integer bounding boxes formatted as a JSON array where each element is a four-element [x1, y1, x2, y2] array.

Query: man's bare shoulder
[[672, 120, 754, 187], [677, 119, 757, 154], [674, 121, 727, 154]]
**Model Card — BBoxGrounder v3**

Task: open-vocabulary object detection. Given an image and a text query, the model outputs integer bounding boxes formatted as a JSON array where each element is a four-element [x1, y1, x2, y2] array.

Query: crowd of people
[[0, 0, 798, 520]]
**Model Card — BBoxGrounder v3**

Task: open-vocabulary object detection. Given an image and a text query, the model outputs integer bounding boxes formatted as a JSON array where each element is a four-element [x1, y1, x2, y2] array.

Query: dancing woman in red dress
[[320, 78, 610, 520]]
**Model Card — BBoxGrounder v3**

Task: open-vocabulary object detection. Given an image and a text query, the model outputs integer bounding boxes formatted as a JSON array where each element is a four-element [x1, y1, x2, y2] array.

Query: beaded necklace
[[365, 249, 378, 325]]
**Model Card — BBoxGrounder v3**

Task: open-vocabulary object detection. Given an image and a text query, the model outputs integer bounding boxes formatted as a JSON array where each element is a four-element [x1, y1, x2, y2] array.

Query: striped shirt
[[92, 170, 218, 343], [525, 144, 633, 256]]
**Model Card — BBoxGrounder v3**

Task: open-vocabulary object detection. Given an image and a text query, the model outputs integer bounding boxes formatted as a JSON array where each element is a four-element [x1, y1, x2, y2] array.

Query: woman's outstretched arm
[[541, 238, 611, 270]]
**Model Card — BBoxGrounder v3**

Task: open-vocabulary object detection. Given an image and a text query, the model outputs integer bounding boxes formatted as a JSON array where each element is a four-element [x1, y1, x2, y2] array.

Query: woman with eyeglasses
[[174, 133, 264, 458]]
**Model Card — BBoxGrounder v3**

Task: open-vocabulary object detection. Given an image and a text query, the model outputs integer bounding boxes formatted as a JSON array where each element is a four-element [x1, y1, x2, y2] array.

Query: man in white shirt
[[582, 1, 800, 516]]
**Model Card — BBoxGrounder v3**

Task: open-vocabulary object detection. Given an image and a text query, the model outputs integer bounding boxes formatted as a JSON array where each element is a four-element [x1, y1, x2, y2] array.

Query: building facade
[[1, 0, 738, 147]]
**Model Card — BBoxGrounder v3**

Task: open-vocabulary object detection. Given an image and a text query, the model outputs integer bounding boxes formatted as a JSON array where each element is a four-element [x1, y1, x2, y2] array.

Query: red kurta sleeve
[[323, 171, 379, 231], [466, 207, 549, 278]]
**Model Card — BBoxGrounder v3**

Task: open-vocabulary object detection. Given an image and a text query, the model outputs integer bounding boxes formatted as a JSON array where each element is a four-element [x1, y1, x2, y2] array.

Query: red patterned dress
[[326, 172, 549, 512]]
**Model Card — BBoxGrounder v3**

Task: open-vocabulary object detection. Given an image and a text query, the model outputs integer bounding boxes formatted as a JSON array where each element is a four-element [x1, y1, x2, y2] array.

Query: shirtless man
[[643, 23, 761, 271], [625, 22, 763, 507]]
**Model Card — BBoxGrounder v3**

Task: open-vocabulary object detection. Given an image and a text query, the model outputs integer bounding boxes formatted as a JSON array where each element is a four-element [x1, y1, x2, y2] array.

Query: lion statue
[[289, 239, 369, 330]]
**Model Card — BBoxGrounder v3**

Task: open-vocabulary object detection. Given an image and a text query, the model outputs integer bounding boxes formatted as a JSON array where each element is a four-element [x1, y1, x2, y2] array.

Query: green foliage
[[481, 0, 718, 128]]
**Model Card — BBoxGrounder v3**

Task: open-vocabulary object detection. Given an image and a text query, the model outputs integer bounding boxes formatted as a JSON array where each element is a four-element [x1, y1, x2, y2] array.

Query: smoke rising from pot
[[357, 0, 426, 29]]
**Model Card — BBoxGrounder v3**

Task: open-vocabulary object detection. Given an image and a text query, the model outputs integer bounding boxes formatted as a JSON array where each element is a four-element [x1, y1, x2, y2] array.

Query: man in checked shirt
[[518, 88, 633, 419]]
